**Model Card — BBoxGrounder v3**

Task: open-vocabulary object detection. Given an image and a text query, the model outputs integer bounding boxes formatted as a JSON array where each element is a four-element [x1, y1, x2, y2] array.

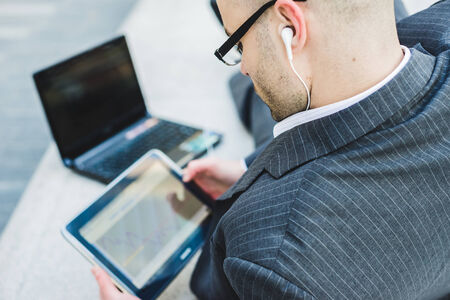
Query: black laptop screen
[[34, 36, 147, 160]]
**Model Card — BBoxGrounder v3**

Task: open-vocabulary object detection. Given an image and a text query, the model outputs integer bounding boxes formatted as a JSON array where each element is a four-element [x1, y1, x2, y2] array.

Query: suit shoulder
[[216, 171, 304, 265]]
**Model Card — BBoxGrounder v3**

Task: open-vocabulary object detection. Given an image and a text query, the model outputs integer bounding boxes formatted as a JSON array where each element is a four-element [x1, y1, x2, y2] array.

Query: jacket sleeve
[[190, 207, 240, 300], [223, 257, 316, 300]]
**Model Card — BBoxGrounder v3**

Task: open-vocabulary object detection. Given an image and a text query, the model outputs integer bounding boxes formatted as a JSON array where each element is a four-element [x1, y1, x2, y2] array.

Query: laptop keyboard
[[84, 120, 198, 182]]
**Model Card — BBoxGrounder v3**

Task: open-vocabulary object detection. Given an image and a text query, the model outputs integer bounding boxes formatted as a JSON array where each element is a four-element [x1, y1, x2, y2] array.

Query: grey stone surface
[[0, 0, 138, 234]]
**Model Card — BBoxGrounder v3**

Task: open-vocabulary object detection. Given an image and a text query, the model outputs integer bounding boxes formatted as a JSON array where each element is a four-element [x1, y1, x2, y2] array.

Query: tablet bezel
[[62, 149, 214, 299]]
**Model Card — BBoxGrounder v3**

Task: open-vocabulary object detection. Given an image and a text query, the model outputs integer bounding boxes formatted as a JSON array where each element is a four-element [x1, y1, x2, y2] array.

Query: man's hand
[[92, 266, 140, 300], [182, 157, 246, 199]]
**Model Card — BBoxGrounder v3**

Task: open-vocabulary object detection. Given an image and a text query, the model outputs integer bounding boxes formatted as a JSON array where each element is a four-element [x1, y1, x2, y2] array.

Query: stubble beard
[[251, 24, 308, 122], [252, 59, 308, 122]]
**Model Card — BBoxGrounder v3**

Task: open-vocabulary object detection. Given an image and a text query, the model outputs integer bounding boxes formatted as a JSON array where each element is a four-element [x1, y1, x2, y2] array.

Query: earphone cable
[[288, 59, 311, 111]]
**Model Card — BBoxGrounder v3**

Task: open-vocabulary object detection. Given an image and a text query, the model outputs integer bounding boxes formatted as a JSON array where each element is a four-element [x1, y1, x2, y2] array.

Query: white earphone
[[281, 27, 311, 111]]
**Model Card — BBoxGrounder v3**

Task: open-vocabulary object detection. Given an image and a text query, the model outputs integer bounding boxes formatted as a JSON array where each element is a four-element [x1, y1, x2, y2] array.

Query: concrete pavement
[[0, 0, 137, 234]]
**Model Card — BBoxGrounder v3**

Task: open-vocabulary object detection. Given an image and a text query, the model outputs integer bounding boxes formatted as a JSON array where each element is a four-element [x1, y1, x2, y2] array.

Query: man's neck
[[308, 36, 404, 109]]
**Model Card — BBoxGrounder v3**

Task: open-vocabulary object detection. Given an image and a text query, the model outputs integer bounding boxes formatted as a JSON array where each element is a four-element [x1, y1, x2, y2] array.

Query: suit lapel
[[217, 139, 277, 201], [218, 48, 436, 203]]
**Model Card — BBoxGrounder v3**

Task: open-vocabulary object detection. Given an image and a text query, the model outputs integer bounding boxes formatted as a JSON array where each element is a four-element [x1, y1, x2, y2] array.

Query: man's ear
[[274, 0, 307, 49]]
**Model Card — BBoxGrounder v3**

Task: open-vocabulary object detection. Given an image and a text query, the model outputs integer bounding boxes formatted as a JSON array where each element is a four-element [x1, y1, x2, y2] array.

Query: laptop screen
[[33, 36, 147, 161]]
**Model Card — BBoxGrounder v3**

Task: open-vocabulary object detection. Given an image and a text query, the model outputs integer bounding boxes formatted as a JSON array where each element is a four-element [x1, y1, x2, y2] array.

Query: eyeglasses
[[214, 0, 306, 66]]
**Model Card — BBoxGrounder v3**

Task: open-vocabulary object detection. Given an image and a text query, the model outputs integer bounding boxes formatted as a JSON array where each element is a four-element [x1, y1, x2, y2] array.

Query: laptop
[[33, 35, 221, 184]]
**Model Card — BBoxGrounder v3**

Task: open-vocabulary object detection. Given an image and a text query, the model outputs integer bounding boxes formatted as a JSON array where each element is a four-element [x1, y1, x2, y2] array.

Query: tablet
[[62, 150, 213, 299]]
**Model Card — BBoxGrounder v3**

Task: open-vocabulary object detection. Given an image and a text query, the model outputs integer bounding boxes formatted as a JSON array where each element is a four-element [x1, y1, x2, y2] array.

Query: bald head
[[217, 0, 402, 119], [308, 0, 395, 32], [228, 0, 395, 27]]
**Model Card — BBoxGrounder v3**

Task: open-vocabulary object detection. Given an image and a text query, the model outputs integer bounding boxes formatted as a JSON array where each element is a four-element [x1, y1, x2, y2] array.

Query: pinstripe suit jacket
[[191, 4, 450, 300]]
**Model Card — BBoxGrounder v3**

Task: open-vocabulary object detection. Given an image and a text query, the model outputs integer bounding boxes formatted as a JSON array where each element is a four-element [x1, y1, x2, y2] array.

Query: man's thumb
[[92, 266, 118, 298]]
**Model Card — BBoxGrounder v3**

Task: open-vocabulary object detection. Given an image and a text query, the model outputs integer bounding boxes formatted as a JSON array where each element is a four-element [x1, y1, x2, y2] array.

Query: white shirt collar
[[273, 46, 411, 138]]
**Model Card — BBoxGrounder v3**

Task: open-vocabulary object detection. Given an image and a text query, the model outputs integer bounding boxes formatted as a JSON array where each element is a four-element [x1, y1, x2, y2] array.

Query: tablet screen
[[78, 157, 210, 288]]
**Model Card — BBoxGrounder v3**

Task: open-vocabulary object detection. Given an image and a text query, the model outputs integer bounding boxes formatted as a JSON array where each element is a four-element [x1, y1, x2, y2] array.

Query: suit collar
[[273, 46, 412, 138], [218, 48, 436, 201]]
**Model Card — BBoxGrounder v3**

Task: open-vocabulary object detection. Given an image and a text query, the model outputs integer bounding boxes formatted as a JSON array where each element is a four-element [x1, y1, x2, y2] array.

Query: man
[[188, 0, 450, 298], [93, 0, 450, 299], [224, 0, 409, 150]]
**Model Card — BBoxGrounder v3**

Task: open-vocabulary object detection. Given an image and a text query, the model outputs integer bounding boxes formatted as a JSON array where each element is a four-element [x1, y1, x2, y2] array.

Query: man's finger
[[92, 266, 119, 299], [183, 159, 214, 181]]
